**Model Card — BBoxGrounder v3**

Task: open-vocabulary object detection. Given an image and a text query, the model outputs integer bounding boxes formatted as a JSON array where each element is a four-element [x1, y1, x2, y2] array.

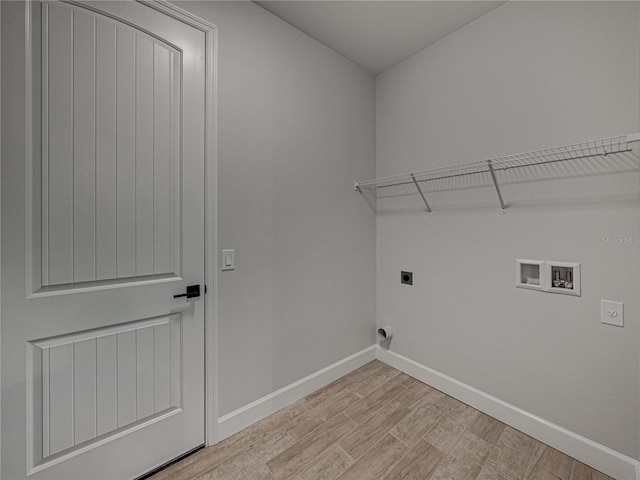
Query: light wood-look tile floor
[[150, 360, 614, 480]]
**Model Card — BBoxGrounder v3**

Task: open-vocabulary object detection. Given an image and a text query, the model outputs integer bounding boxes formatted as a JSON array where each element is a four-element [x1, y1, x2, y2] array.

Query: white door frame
[[0, 1, 3, 476], [138, 0, 219, 449], [0, 3, 219, 476]]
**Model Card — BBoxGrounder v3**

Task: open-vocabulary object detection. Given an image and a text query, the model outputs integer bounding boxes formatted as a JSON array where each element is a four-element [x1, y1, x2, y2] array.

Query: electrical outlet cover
[[601, 300, 623, 327]]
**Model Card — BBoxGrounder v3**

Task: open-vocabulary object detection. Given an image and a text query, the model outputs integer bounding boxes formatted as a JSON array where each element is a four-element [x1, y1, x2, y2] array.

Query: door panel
[[39, 2, 182, 289], [2, 1, 206, 478], [29, 315, 182, 460]]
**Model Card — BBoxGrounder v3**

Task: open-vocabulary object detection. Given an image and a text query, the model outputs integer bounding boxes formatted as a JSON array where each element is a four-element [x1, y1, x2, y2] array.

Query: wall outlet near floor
[[601, 300, 623, 327], [401, 271, 413, 285]]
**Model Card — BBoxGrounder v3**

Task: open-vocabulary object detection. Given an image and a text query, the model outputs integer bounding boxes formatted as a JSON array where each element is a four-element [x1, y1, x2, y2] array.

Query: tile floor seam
[[357, 433, 414, 480], [366, 381, 410, 415], [341, 411, 356, 424], [345, 424, 408, 465], [382, 434, 453, 480], [389, 431, 410, 449], [265, 459, 277, 480]]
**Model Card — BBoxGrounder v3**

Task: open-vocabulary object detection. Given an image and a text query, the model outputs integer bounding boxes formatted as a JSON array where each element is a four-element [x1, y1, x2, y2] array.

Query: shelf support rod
[[410, 174, 432, 213], [487, 160, 507, 212]]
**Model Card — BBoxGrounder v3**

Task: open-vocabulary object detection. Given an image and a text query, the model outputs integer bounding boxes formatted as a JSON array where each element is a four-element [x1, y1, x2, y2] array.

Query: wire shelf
[[355, 133, 640, 213]]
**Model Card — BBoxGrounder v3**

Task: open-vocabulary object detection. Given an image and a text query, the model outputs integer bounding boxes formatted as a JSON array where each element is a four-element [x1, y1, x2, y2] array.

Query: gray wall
[[178, 2, 377, 416], [376, 2, 640, 458]]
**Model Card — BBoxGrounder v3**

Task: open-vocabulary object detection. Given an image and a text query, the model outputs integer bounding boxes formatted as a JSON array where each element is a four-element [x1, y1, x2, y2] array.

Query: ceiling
[[254, 1, 506, 75]]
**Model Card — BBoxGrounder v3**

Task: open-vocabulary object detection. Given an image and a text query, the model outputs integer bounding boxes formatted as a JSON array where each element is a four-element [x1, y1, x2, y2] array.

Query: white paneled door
[[2, 1, 207, 478]]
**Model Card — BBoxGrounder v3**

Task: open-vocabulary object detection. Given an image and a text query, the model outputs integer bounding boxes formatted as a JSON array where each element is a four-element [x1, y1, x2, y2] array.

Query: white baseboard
[[376, 346, 639, 480], [216, 346, 377, 441]]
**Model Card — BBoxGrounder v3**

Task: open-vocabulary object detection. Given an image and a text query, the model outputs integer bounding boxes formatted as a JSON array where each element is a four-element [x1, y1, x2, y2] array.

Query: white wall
[[178, 2, 377, 416], [376, 1, 640, 459]]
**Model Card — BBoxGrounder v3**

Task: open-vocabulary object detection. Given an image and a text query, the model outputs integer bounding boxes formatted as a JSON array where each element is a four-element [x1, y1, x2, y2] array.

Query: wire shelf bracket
[[410, 173, 432, 214], [354, 133, 640, 214], [487, 160, 506, 213]]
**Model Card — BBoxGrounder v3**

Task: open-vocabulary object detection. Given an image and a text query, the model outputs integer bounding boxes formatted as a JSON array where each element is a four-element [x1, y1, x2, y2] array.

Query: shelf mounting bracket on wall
[[410, 173, 432, 214], [487, 159, 506, 213]]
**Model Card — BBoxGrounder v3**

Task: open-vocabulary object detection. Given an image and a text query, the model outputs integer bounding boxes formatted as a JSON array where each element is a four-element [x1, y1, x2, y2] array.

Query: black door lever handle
[[174, 284, 200, 299]]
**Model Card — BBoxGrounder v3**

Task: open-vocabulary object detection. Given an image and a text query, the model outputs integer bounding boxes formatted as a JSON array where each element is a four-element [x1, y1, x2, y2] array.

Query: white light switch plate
[[222, 249, 235, 271], [601, 300, 623, 327]]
